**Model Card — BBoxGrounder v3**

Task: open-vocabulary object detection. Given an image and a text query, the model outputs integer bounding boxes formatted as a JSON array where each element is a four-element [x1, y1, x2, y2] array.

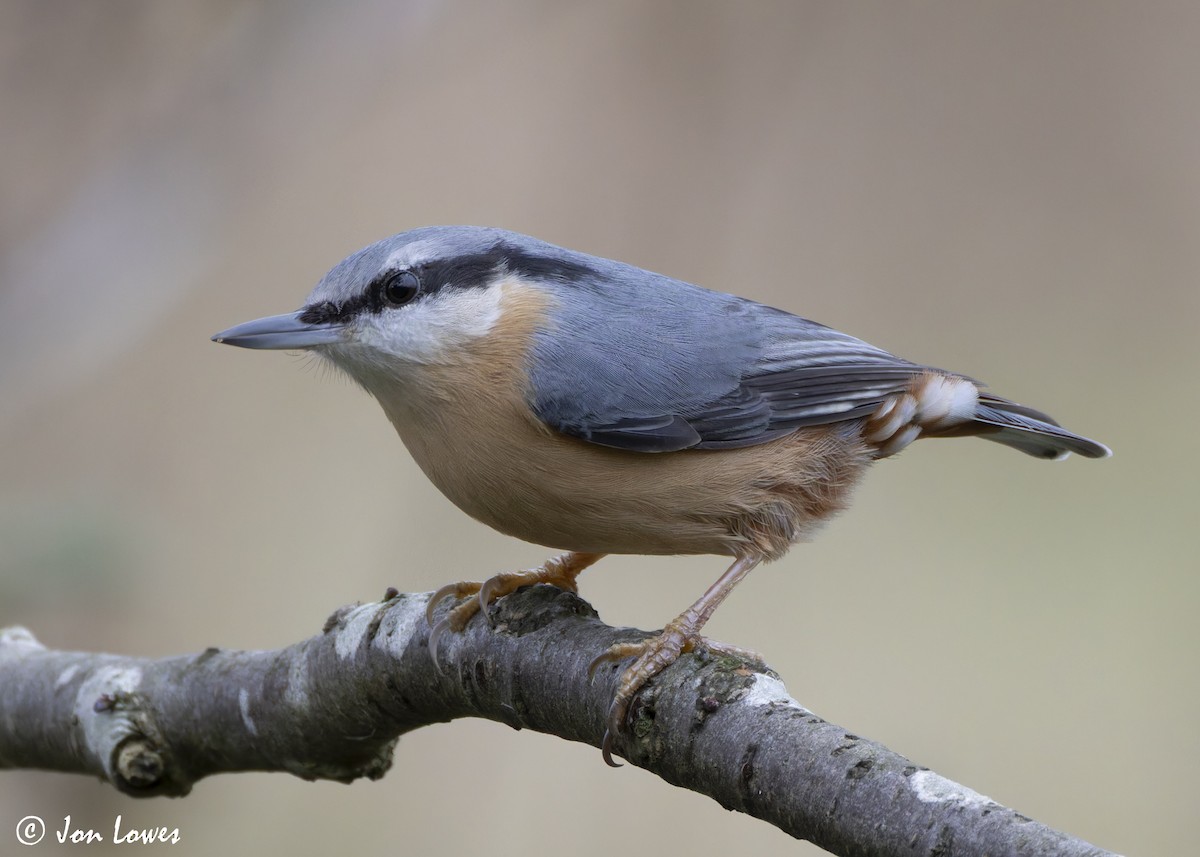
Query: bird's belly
[[388, 399, 871, 560]]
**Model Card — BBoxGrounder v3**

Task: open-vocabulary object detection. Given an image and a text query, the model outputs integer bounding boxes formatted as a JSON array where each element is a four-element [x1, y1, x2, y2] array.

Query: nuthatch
[[213, 226, 1109, 765]]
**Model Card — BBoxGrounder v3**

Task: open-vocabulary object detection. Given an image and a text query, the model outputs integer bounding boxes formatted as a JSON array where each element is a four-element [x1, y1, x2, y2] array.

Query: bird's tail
[[962, 393, 1111, 460], [864, 372, 1111, 460]]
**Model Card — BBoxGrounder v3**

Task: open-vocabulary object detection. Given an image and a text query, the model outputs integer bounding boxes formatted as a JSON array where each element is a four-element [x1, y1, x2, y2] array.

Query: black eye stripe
[[424, 243, 596, 288], [299, 242, 597, 325], [298, 299, 356, 325]]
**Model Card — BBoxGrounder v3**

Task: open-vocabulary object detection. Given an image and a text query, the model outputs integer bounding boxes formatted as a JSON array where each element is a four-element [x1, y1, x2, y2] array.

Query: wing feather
[[527, 277, 935, 452]]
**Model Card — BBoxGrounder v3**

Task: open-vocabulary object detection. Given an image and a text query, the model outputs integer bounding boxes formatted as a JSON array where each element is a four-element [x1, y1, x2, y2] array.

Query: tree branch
[[1, 585, 1115, 857]]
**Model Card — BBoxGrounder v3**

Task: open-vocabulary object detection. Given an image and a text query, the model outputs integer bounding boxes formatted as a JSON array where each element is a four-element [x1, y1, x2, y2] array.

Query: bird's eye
[[379, 270, 421, 306]]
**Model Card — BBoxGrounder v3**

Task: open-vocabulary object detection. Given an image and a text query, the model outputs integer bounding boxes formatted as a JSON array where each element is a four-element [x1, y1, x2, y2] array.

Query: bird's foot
[[588, 616, 764, 767], [426, 551, 604, 668]]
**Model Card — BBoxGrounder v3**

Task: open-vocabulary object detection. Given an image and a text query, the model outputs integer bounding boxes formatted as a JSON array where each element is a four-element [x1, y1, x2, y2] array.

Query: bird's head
[[212, 226, 600, 390]]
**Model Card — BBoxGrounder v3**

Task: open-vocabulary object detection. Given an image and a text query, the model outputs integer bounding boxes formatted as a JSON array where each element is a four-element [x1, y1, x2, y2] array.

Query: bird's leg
[[426, 551, 605, 665], [588, 555, 763, 766]]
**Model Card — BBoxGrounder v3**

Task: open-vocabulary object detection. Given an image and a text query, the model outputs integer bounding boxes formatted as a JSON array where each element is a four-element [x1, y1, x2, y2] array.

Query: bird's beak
[[211, 311, 345, 350]]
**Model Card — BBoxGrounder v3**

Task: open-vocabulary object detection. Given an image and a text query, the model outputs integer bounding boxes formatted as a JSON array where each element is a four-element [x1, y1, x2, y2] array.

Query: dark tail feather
[[969, 394, 1111, 460]]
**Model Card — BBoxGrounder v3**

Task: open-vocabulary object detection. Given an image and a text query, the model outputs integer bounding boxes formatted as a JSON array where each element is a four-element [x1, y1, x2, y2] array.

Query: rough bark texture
[[0, 585, 1117, 857]]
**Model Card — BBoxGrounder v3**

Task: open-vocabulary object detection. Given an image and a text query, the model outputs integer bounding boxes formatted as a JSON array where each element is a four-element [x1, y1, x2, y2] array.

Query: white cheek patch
[[355, 282, 506, 363]]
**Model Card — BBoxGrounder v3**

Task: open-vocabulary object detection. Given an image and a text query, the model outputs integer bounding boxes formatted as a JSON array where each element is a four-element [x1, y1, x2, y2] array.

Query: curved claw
[[426, 582, 464, 626], [587, 641, 645, 682], [600, 729, 622, 767], [588, 649, 622, 682], [427, 617, 450, 675], [478, 576, 501, 627]]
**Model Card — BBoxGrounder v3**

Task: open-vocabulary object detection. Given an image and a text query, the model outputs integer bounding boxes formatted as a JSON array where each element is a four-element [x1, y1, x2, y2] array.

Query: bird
[[212, 225, 1109, 765]]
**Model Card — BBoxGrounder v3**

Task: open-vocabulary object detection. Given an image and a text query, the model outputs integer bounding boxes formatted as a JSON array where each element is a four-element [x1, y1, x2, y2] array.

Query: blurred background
[[1, 2, 1196, 855]]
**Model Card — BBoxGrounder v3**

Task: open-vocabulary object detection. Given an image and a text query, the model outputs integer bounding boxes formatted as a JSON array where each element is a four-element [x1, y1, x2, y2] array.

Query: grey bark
[[0, 585, 1117, 857]]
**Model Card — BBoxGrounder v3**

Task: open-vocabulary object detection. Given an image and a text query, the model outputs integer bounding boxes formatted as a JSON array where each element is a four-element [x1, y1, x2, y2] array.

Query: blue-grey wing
[[526, 273, 936, 452]]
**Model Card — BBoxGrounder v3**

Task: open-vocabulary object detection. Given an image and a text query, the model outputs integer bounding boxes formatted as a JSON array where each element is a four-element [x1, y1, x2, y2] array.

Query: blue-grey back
[[525, 246, 926, 451]]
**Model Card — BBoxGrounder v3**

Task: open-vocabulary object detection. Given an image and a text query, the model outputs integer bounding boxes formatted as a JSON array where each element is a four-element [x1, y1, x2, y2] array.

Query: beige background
[[1, 3, 1196, 855]]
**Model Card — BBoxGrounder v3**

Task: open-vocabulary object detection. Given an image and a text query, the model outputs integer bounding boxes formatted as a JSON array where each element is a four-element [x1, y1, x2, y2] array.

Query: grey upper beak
[[211, 311, 344, 350]]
